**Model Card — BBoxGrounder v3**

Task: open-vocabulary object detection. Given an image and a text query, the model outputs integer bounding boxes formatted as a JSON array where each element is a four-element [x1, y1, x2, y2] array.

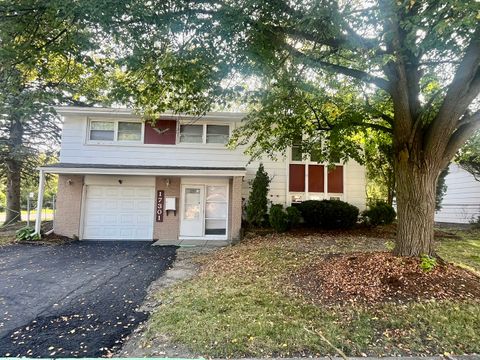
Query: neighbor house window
[[206, 125, 229, 144], [180, 125, 203, 143], [88, 119, 143, 143], [118, 122, 142, 141], [90, 121, 115, 141], [179, 123, 230, 144]]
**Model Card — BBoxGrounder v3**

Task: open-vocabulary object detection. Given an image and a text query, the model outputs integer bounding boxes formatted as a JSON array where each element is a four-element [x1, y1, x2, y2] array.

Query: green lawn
[[437, 228, 480, 274], [146, 229, 480, 357]]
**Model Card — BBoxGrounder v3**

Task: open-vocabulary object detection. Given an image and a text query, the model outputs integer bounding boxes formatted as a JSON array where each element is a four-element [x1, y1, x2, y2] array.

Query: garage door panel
[[137, 215, 151, 225], [84, 185, 154, 240], [121, 188, 136, 197], [120, 200, 135, 210], [136, 199, 152, 211]]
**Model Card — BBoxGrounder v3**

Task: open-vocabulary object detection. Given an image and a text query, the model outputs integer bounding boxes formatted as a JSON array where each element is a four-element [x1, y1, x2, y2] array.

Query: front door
[[180, 185, 204, 237]]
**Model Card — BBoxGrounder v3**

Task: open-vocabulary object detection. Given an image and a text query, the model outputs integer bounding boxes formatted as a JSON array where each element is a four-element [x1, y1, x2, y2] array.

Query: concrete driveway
[[0, 241, 176, 357]]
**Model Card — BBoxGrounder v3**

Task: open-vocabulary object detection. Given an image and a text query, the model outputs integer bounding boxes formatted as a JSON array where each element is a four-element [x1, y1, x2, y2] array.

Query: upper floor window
[[88, 120, 143, 143], [90, 121, 115, 141], [180, 125, 203, 143], [179, 123, 230, 144], [206, 125, 229, 144]]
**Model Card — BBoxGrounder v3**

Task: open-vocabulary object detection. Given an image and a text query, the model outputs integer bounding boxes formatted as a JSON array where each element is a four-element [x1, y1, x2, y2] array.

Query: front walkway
[[153, 239, 231, 247]]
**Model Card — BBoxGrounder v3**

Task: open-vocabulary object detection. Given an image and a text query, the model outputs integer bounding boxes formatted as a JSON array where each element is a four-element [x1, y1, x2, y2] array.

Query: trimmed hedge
[[269, 204, 289, 233], [299, 200, 359, 229], [361, 200, 396, 226]]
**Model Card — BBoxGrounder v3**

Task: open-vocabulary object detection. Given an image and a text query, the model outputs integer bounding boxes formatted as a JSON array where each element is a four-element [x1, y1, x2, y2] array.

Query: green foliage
[[245, 164, 270, 226], [269, 204, 289, 233], [361, 201, 396, 227], [420, 255, 438, 272], [299, 200, 359, 229], [286, 206, 302, 228], [15, 226, 40, 241], [456, 131, 480, 182]]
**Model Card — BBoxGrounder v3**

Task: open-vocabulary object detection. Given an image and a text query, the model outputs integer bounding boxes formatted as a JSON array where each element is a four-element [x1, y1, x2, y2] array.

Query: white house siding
[[344, 160, 367, 210], [59, 112, 366, 211], [59, 115, 247, 168], [435, 163, 480, 224]]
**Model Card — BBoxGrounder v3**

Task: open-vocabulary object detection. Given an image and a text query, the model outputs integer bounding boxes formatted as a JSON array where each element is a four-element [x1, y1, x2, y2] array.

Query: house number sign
[[156, 190, 164, 222]]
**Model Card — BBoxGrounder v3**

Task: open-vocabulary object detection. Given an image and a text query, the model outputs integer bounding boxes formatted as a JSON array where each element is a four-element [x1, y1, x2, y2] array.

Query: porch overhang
[[40, 163, 247, 177]]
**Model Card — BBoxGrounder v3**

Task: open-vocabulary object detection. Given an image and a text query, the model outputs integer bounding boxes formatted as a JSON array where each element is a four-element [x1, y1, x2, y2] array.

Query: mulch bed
[[291, 251, 480, 306]]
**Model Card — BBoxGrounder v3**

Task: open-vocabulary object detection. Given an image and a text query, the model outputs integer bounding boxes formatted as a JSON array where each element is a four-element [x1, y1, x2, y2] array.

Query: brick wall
[[54, 174, 84, 238], [153, 176, 180, 240]]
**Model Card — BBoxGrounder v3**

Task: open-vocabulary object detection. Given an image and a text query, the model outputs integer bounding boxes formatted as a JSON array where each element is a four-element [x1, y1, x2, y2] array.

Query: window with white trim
[[88, 120, 143, 143], [179, 123, 230, 144]]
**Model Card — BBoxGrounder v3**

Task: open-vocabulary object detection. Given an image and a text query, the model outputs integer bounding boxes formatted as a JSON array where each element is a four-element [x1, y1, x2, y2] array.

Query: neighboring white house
[[35, 107, 366, 243], [435, 163, 480, 224]]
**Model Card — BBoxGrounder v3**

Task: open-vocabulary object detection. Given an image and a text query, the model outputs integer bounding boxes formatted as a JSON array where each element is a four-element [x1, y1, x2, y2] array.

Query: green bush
[[361, 200, 396, 226], [286, 206, 302, 228], [299, 200, 359, 229], [269, 204, 289, 233], [16, 227, 40, 241], [246, 164, 270, 226]]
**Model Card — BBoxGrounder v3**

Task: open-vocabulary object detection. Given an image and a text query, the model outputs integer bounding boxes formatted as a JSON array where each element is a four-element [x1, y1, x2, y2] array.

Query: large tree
[[114, 0, 479, 256], [0, 1, 114, 224]]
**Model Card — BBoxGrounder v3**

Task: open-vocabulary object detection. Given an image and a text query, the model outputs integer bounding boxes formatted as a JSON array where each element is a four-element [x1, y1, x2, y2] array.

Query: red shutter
[[308, 165, 324, 192], [289, 164, 305, 192], [144, 119, 177, 144], [328, 166, 344, 193]]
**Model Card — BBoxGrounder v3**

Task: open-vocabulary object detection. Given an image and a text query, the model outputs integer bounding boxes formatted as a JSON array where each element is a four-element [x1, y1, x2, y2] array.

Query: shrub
[[420, 254, 437, 272], [299, 200, 359, 229], [286, 206, 302, 228], [361, 200, 396, 226], [245, 164, 270, 226], [269, 204, 289, 233], [16, 227, 40, 241]]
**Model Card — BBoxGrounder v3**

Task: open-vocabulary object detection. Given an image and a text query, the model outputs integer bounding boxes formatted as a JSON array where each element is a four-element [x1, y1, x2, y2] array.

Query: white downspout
[[34, 169, 46, 236]]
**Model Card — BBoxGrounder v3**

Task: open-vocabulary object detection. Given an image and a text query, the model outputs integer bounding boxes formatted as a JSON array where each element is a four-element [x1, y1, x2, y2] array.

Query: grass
[[147, 229, 480, 357], [437, 228, 480, 274]]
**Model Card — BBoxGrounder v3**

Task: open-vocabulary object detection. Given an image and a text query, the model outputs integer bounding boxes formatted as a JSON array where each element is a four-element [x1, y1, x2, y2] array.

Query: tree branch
[[285, 45, 391, 93], [442, 118, 480, 169]]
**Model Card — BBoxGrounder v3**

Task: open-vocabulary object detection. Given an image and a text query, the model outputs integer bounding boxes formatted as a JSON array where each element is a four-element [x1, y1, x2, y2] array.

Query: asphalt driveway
[[0, 241, 176, 357]]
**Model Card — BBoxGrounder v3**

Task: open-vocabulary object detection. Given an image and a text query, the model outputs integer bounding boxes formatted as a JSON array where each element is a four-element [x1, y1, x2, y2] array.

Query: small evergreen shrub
[[361, 200, 396, 226], [286, 206, 302, 228], [245, 164, 270, 226], [16, 227, 40, 241], [269, 204, 289, 233], [299, 200, 359, 229]]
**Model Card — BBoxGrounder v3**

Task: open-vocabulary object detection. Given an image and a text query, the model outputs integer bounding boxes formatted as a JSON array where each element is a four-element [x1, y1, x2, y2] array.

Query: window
[[88, 120, 143, 143], [291, 137, 302, 161], [179, 123, 230, 144], [118, 122, 142, 141], [90, 121, 114, 141], [205, 185, 227, 235], [180, 125, 203, 143], [206, 125, 229, 144]]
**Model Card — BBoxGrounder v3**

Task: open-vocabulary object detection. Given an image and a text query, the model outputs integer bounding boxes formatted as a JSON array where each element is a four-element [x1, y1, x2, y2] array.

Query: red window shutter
[[144, 119, 177, 144], [328, 166, 344, 193], [308, 165, 324, 192], [289, 164, 305, 192]]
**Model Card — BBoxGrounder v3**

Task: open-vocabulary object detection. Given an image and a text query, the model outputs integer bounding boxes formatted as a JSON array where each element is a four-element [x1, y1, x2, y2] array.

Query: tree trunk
[[4, 116, 24, 224], [393, 160, 437, 256], [4, 159, 22, 224]]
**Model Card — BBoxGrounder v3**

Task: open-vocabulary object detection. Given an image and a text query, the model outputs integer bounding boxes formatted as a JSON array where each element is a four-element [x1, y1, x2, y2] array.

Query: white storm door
[[180, 185, 204, 237]]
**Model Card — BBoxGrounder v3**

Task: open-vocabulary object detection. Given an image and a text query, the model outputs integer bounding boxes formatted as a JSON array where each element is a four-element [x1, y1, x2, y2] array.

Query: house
[[434, 163, 480, 224], [34, 107, 366, 243]]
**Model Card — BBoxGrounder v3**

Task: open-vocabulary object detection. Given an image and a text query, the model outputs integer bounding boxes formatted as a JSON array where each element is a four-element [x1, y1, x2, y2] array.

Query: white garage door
[[83, 185, 154, 240]]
